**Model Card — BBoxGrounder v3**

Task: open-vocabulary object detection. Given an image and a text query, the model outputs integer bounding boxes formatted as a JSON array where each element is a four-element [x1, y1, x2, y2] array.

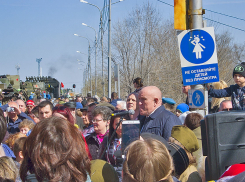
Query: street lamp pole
[[80, 0, 124, 97], [100, 15, 105, 96], [82, 23, 97, 96], [108, 0, 112, 99], [74, 34, 92, 96], [83, 69, 86, 95]]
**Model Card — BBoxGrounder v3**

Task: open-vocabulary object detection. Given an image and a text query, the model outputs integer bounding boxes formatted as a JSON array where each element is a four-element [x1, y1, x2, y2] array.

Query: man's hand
[[8, 102, 21, 115], [205, 84, 211, 91]]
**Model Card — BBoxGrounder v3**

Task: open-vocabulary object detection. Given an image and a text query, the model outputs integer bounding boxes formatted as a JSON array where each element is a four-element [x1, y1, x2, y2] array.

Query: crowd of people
[[0, 61, 245, 182]]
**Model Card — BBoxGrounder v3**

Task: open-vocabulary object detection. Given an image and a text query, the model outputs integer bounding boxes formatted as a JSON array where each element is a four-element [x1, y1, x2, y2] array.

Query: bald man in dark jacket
[[139, 86, 181, 140]]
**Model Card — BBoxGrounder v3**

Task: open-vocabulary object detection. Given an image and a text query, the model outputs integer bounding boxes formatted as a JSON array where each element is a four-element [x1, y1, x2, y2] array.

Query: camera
[[7, 107, 15, 112]]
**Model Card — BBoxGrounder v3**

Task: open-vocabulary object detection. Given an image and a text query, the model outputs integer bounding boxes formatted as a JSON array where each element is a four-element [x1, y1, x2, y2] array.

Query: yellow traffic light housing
[[174, 0, 187, 30]]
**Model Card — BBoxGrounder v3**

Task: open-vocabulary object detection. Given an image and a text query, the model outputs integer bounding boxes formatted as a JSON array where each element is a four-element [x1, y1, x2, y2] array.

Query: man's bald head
[[219, 100, 232, 111], [16, 99, 26, 113], [8, 101, 19, 109], [144, 86, 162, 100], [138, 86, 162, 116]]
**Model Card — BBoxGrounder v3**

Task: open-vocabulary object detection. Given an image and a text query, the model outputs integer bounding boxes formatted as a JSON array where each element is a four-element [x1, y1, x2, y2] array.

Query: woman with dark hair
[[20, 116, 91, 182], [99, 112, 129, 181], [52, 105, 92, 160], [133, 77, 144, 93], [126, 92, 139, 120], [52, 105, 75, 125]]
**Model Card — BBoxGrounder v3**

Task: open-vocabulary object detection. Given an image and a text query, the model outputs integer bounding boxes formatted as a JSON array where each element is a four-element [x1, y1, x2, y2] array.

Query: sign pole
[[177, 0, 219, 116], [189, 0, 208, 116]]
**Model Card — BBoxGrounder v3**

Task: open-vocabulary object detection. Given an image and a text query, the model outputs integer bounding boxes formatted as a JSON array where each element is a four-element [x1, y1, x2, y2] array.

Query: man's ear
[[154, 98, 159, 106]]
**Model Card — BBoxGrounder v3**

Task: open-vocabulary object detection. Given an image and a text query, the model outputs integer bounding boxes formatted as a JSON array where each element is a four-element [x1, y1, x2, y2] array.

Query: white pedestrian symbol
[[191, 35, 205, 59], [195, 93, 201, 104]]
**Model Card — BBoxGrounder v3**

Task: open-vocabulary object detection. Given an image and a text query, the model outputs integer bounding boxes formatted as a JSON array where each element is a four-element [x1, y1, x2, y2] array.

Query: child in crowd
[[18, 119, 35, 135], [13, 137, 27, 182], [13, 137, 26, 164], [176, 103, 189, 117], [5, 132, 26, 150], [208, 62, 245, 110]]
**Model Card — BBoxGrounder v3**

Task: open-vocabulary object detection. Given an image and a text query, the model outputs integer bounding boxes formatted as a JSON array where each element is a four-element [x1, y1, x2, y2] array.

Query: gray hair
[[92, 106, 112, 121]]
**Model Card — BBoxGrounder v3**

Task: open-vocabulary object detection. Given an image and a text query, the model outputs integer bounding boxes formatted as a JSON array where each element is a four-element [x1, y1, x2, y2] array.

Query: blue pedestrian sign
[[188, 89, 205, 108], [178, 27, 219, 86]]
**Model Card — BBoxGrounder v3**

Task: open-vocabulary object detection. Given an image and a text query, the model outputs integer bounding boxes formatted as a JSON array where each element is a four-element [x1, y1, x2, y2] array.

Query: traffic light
[[61, 82, 64, 88], [174, 0, 187, 30], [73, 84, 76, 88]]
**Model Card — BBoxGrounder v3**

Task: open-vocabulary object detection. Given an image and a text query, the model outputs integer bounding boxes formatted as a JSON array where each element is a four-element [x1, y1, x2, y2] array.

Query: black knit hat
[[233, 62, 245, 77]]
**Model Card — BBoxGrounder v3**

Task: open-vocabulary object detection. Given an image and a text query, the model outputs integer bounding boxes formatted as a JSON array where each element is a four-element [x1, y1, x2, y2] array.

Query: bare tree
[[112, 3, 163, 94], [215, 31, 245, 85], [92, 3, 245, 104]]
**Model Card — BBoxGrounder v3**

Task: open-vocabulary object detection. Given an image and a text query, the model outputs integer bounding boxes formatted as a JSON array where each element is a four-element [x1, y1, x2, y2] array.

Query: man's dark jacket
[[140, 105, 182, 140]]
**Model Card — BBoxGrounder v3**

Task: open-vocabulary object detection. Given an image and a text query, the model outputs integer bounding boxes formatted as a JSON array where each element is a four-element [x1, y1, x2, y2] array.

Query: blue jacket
[[208, 84, 245, 110], [1, 104, 35, 134], [110, 99, 122, 107], [140, 105, 182, 140], [47, 94, 51, 100]]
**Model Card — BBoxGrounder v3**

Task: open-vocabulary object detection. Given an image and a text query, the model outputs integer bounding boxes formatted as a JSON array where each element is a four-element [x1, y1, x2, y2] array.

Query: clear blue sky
[[0, 0, 244, 95]]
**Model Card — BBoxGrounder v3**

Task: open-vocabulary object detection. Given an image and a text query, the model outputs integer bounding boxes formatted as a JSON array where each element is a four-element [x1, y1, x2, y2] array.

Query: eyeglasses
[[92, 119, 104, 123], [222, 108, 232, 111]]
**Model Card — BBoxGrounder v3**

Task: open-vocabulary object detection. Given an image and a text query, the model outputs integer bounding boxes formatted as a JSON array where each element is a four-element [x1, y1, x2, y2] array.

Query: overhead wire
[[205, 9, 245, 22], [156, 0, 245, 32], [156, 0, 174, 7], [203, 17, 245, 32]]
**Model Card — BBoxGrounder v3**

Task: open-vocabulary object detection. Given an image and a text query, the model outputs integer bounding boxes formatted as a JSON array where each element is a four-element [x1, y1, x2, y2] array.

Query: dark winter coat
[[99, 136, 123, 181], [85, 131, 107, 160], [140, 105, 182, 140]]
